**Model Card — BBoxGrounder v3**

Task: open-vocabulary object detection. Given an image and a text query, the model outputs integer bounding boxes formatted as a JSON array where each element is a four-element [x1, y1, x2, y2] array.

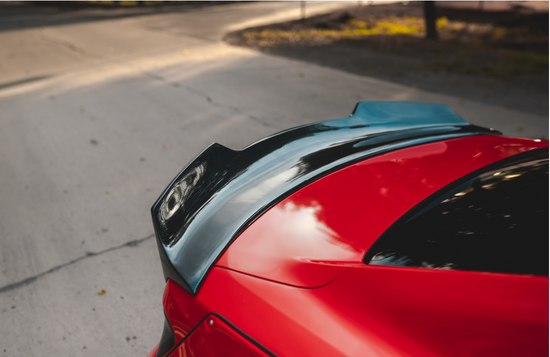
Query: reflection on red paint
[[217, 199, 361, 287], [163, 278, 209, 345]]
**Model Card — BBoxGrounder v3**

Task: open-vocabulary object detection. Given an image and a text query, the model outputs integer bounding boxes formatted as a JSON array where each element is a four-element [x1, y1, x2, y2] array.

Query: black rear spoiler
[[151, 102, 499, 294]]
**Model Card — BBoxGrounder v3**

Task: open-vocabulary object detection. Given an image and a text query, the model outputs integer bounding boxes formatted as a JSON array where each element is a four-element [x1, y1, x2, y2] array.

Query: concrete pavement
[[0, 2, 547, 356]]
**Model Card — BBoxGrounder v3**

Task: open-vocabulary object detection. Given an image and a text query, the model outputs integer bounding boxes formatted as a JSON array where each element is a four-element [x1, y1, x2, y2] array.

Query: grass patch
[[242, 16, 532, 46], [238, 12, 548, 78]]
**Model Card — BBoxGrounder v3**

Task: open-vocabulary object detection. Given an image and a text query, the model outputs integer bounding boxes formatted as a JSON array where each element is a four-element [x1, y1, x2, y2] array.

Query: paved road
[[0, 2, 547, 356]]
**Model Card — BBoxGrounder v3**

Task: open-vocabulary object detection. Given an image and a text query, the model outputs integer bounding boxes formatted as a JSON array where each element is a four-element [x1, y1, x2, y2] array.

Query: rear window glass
[[365, 154, 549, 276]]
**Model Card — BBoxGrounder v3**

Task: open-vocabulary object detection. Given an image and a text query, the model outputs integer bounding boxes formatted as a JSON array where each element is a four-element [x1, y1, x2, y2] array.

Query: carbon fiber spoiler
[[151, 102, 499, 294]]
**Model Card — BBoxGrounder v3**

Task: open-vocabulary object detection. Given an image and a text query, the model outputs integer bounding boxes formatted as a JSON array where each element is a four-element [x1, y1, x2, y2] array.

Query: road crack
[[39, 29, 104, 61], [180, 84, 281, 129], [0, 234, 155, 294]]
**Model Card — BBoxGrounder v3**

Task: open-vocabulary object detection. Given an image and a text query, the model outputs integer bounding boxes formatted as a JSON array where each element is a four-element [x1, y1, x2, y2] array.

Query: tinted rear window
[[365, 154, 549, 276]]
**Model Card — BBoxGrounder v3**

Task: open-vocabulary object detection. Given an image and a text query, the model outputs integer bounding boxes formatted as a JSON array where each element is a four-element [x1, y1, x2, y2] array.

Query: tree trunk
[[424, 1, 438, 40]]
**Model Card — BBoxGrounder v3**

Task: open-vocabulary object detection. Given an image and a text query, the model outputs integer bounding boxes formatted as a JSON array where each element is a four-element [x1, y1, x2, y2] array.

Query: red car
[[147, 102, 548, 357]]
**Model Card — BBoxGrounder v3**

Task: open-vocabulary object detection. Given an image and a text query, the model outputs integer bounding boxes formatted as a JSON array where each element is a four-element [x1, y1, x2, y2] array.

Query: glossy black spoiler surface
[[151, 102, 499, 294]]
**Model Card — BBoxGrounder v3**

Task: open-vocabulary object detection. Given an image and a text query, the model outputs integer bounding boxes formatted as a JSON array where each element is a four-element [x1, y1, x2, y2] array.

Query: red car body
[[147, 103, 548, 357]]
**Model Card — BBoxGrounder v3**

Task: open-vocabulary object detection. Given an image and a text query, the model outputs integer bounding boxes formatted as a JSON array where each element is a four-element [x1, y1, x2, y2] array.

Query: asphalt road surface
[[0, 2, 547, 356]]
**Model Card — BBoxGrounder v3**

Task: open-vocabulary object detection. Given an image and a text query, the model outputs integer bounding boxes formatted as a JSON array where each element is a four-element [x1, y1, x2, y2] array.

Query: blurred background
[[0, 1, 547, 356]]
